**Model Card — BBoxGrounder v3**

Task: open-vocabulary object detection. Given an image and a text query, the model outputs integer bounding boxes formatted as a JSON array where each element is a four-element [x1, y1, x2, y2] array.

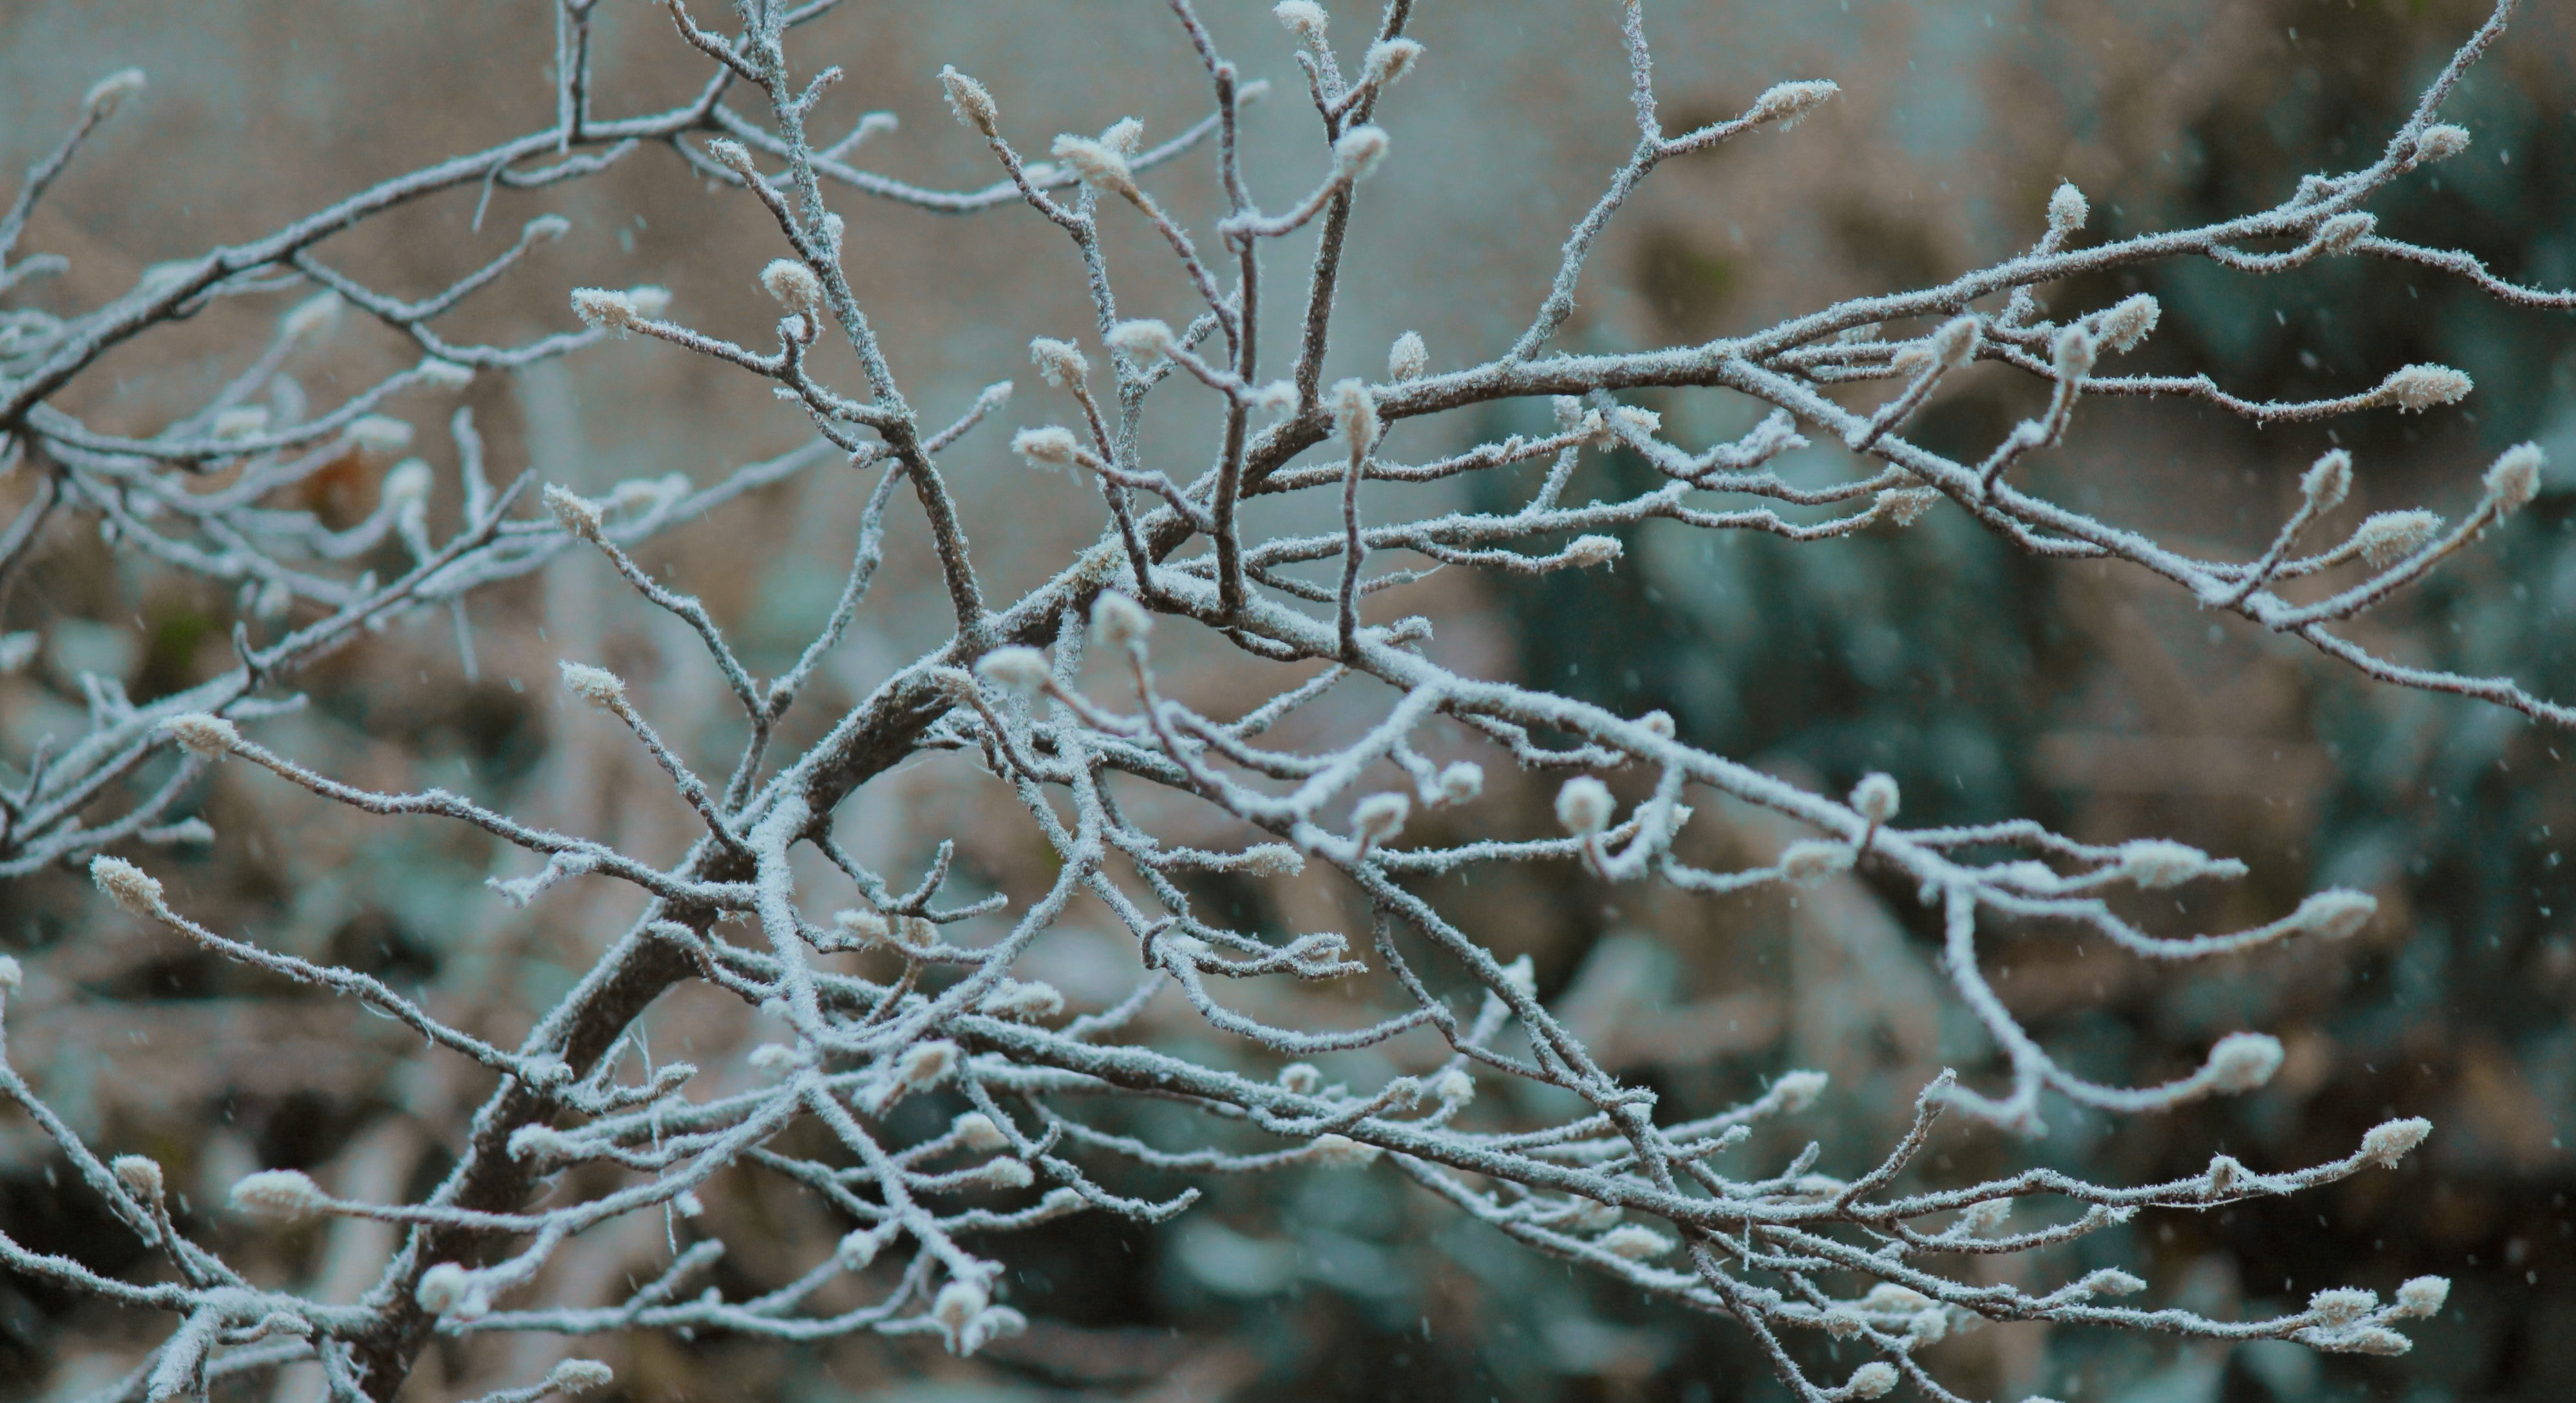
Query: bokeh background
[[3, 1, 2575, 1400]]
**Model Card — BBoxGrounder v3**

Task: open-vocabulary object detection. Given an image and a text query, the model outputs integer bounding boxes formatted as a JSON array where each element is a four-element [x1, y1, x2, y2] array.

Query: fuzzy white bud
[[980, 1157, 1035, 1189], [932, 1279, 988, 1333], [112, 1155, 165, 1201], [544, 485, 605, 541], [1960, 1198, 2012, 1234], [940, 66, 999, 137], [1029, 338, 1088, 389], [345, 415, 413, 457], [1106, 318, 1176, 361], [230, 1169, 329, 1221], [382, 459, 433, 507], [1927, 316, 1982, 372], [1779, 839, 1854, 886], [1500, 954, 1538, 1000], [1352, 792, 1410, 843], [2359, 1116, 2432, 1168], [703, 138, 757, 180], [212, 406, 269, 441], [2393, 1275, 2450, 1317], [1100, 117, 1144, 158], [2098, 292, 2161, 353], [416, 1263, 473, 1315], [898, 1040, 960, 1090], [2052, 322, 2098, 381], [1091, 591, 1151, 650], [91, 855, 165, 917], [2380, 363, 2473, 413], [2309, 1287, 2377, 1324], [1273, 1, 1328, 43], [2315, 211, 2375, 256], [1309, 1132, 1382, 1168], [1332, 377, 1379, 455], [1845, 1362, 1899, 1400], [569, 288, 641, 334], [1555, 776, 1615, 835], [2483, 442, 2544, 515], [2289, 888, 2377, 940], [283, 291, 343, 340], [1050, 135, 1135, 195], [1334, 125, 1390, 183], [1363, 37, 1425, 87], [1430, 1067, 1475, 1104], [161, 712, 240, 760], [2081, 1268, 2149, 1300], [1638, 710, 1675, 738], [417, 358, 475, 390], [1240, 844, 1307, 876], [980, 979, 1065, 1022], [1749, 79, 1839, 129], [1011, 425, 1084, 470], [526, 213, 571, 242], [84, 68, 148, 118], [2046, 181, 2088, 234], [1278, 1062, 1323, 1095], [1434, 761, 1484, 805], [2414, 123, 2470, 163], [759, 259, 824, 319], [558, 661, 628, 711], [954, 1112, 1010, 1152], [976, 646, 1052, 700], [2302, 450, 2353, 513], [1387, 330, 1429, 382], [546, 1361, 614, 1395], [0, 955, 22, 993], [1850, 772, 1899, 825], [1774, 1069, 1830, 1112], [2119, 838, 2215, 890], [625, 286, 672, 320], [1564, 535, 1623, 568], [2351, 510, 2443, 568], [1596, 1225, 1674, 1260]]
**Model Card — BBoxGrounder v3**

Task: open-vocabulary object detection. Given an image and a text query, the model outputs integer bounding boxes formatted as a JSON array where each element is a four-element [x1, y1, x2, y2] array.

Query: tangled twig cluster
[[6, 1, 2567, 1400]]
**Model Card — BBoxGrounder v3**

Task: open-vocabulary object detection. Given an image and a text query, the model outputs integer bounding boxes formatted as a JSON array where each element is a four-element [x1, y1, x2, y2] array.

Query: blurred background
[[3, 1, 2574, 1400]]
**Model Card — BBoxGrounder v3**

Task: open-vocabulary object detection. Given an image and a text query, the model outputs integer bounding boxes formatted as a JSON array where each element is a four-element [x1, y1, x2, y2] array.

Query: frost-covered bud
[[525, 213, 572, 243], [1637, 709, 1675, 739], [746, 1043, 799, 1073], [2317, 1326, 2414, 1356], [230, 1169, 329, 1221], [1845, 1362, 1899, 1400], [2358, 1116, 2432, 1168], [1310, 1133, 1382, 1168], [1106, 318, 1175, 361], [933, 1279, 988, 1333], [2052, 322, 2097, 381], [1749, 79, 1839, 129], [1273, 1, 1328, 43], [1332, 377, 1379, 455], [2393, 1275, 2451, 1317], [1434, 761, 1484, 805], [569, 287, 641, 332], [542, 488, 606, 549], [346, 415, 413, 457], [980, 979, 1065, 1022], [1779, 839, 1854, 886], [1278, 1062, 1323, 1095], [1388, 330, 1428, 382], [1607, 406, 1662, 443], [1029, 337, 1088, 389], [1907, 1309, 1949, 1344], [1431, 1067, 1475, 1104], [760, 258, 824, 320], [2288, 888, 2376, 940], [1333, 125, 1390, 183], [546, 1360, 614, 1395], [1501, 954, 1538, 999], [112, 1155, 165, 1201], [416, 1263, 473, 1315], [1241, 844, 1306, 876], [283, 291, 343, 339], [1565, 535, 1623, 568], [1774, 1069, 1830, 1112], [976, 645, 1052, 700], [1011, 425, 1084, 470], [1927, 316, 1982, 373], [898, 1040, 960, 1090], [833, 907, 892, 947], [2309, 1287, 2377, 1324], [1251, 380, 1298, 415], [1864, 1283, 1933, 1312], [1352, 791, 1410, 844], [2483, 442, 2545, 515], [507, 1123, 573, 1161], [2414, 123, 2470, 163], [2047, 180, 2089, 234], [1960, 1198, 2012, 1234], [1878, 486, 1942, 526], [2351, 510, 2443, 568], [559, 660, 628, 711], [383, 458, 433, 508], [161, 712, 240, 760], [940, 66, 999, 137], [1099, 117, 1144, 158], [2300, 450, 2353, 514], [0, 954, 19, 994], [1850, 772, 1899, 825], [2204, 1031, 2284, 1093], [625, 286, 672, 320], [213, 406, 269, 440], [2315, 211, 2375, 256], [2119, 838, 2214, 889], [2380, 363, 2473, 413], [1596, 1225, 1674, 1260], [838, 1227, 884, 1270], [703, 138, 757, 180], [1556, 776, 1615, 835], [417, 358, 475, 390], [91, 855, 166, 917], [2080, 1268, 2147, 1297], [1050, 134, 1135, 196], [1363, 37, 1425, 86], [85, 68, 148, 118], [981, 1157, 1035, 1189], [1091, 591, 1152, 650], [2098, 292, 2161, 353], [954, 1112, 1010, 1152]]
